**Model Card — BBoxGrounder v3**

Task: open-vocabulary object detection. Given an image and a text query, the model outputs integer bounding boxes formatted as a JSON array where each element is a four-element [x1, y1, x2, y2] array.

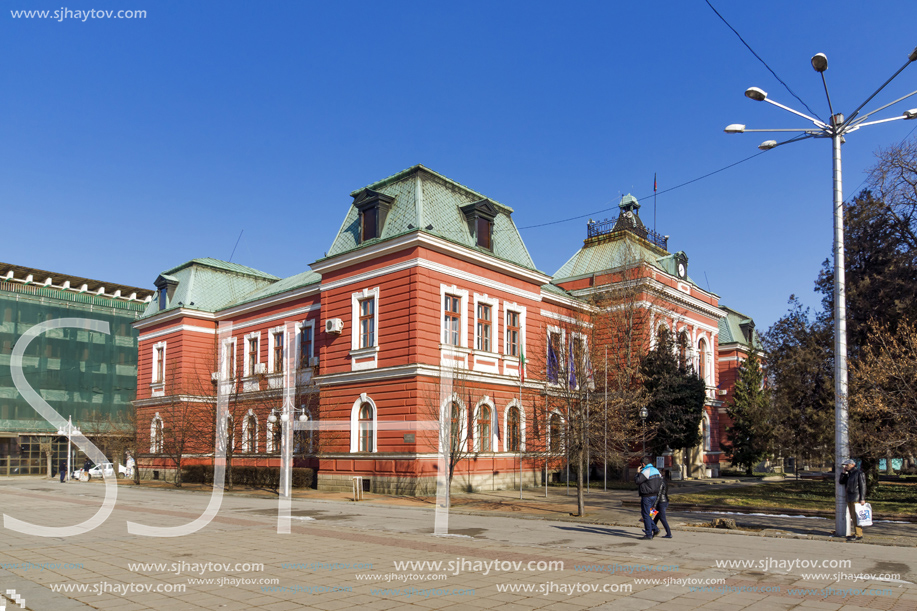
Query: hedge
[[182, 465, 314, 488]]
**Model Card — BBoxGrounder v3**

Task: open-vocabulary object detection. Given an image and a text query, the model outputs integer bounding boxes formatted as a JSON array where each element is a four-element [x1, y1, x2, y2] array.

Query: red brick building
[[133, 166, 751, 490]]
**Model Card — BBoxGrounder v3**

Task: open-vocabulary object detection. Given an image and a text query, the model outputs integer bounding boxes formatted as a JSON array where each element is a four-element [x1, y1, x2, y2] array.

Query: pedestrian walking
[[839, 458, 867, 541], [634, 456, 663, 540], [59, 460, 67, 483], [652, 478, 672, 538]]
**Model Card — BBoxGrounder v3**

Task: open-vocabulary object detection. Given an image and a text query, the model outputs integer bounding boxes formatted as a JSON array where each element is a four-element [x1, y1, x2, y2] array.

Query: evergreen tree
[[641, 328, 706, 455], [724, 348, 771, 475]]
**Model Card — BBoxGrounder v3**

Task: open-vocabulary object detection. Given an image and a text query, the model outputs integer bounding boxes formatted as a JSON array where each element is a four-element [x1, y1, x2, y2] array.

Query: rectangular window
[[152, 345, 164, 383], [443, 295, 461, 346], [476, 303, 491, 351], [476, 216, 492, 250], [300, 325, 313, 367], [506, 311, 520, 357], [359, 298, 375, 348], [273, 332, 284, 373], [158, 289, 167, 310], [547, 331, 561, 383], [362, 208, 378, 241], [248, 337, 258, 375], [225, 341, 236, 379]]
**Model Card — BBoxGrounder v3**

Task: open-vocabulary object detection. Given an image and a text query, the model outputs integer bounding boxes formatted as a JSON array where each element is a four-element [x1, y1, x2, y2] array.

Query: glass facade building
[[0, 263, 153, 475]]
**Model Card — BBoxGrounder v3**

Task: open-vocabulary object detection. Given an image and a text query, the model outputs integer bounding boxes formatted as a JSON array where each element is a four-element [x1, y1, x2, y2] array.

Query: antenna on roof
[[229, 230, 244, 263], [704, 271, 711, 292]]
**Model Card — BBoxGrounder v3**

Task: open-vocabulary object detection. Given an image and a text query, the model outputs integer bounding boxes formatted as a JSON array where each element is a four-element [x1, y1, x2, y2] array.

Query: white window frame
[[546, 326, 564, 387], [440, 285, 469, 348], [696, 334, 713, 386], [472, 294, 499, 354], [222, 337, 237, 380], [266, 410, 282, 453], [297, 320, 317, 368], [440, 394, 469, 454], [150, 412, 163, 453], [350, 288, 380, 371], [473, 397, 496, 453], [350, 393, 378, 453], [268, 326, 285, 374], [243, 331, 261, 377], [502, 400, 525, 452], [502, 302, 527, 359], [242, 409, 258, 453], [150, 342, 166, 397]]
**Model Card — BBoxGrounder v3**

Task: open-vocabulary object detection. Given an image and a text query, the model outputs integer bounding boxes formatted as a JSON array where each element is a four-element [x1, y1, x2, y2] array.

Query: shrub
[[182, 466, 314, 488]]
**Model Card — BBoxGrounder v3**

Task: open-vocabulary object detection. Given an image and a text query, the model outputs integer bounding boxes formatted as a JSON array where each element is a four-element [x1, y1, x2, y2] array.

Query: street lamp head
[[639, 407, 648, 419], [724, 124, 746, 134], [745, 87, 767, 101], [904, 108, 917, 120], [758, 140, 778, 151], [268, 412, 277, 423], [281, 413, 290, 423], [811, 53, 828, 73], [298, 412, 308, 422], [910, 46, 917, 62]]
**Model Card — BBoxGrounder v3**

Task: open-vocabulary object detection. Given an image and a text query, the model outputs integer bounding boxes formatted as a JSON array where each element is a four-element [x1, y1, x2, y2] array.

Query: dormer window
[[461, 199, 498, 252], [476, 217, 492, 250], [153, 274, 178, 311], [352, 189, 395, 244]]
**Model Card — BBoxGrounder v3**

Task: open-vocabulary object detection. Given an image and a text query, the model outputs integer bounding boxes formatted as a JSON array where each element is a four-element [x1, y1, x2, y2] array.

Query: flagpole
[[653, 173, 657, 235], [604, 346, 607, 492]]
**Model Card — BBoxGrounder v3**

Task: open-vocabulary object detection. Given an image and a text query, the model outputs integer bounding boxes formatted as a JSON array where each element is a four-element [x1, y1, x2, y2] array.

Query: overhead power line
[[703, 0, 823, 122], [517, 149, 769, 230]]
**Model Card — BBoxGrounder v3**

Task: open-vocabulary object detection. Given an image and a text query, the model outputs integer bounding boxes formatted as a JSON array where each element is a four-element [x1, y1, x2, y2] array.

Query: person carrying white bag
[[839, 459, 868, 541]]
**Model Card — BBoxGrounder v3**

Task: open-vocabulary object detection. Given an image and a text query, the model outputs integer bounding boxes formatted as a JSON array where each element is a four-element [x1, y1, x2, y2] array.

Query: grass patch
[[669, 480, 916, 517]]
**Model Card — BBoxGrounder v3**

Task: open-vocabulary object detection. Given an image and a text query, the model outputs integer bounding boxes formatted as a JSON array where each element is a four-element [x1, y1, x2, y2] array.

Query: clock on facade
[[677, 262, 686, 278]]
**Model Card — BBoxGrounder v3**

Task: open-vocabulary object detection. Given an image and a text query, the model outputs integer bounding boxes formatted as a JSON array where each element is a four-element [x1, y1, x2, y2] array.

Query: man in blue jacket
[[635, 457, 663, 540]]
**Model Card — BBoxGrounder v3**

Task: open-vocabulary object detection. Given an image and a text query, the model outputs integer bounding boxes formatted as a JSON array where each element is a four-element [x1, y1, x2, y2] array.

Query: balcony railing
[[587, 218, 668, 251]]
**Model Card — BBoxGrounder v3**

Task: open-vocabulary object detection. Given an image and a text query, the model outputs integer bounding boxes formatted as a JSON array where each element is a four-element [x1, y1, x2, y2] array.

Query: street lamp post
[[726, 46, 917, 537], [56, 415, 80, 483], [639, 407, 648, 457]]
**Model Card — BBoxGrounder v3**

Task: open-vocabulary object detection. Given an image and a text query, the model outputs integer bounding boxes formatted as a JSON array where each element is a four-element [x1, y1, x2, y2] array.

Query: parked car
[[72, 461, 125, 480]]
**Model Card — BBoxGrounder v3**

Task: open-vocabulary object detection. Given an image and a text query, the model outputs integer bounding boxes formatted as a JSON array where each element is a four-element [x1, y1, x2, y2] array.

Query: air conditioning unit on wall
[[325, 318, 344, 334]]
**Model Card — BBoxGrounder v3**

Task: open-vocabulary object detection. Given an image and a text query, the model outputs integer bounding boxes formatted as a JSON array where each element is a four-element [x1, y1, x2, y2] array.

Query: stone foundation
[[317, 469, 547, 496]]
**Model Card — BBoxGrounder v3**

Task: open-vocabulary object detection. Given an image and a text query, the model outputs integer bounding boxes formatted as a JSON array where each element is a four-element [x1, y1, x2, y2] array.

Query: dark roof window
[[352, 189, 395, 244], [461, 199, 498, 252]]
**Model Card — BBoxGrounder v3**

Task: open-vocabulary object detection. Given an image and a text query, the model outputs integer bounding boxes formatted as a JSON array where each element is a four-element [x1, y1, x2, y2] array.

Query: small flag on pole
[[654, 173, 657, 193], [519, 351, 526, 385]]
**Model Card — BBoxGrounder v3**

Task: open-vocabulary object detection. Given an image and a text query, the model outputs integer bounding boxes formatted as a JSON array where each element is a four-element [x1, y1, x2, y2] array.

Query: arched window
[[476, 405, 492, 452], [225, 415, 234, 453], [506, 407, 520, 452], [243, 412, 257, 453], [697, 338, 708, 383], [267, 410, 282, 454], [359, 403, 374, 452], [150, 414, 163, 453], [549, 413, 562, 452], [678, 330, 689, 368], [702, 414, 712, 452], [350, 395, 377, 453], [294, 408, 311, 454]]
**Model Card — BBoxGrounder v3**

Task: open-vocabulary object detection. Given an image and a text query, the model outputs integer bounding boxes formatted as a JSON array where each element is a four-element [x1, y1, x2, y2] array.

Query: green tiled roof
[[141, 258, 280, 318], [323, 165, 539, 272], [719, 306, 762, 350], [226, 269, 321, 307], [162, 258, 279, 281], [553, 231, 670, 282]]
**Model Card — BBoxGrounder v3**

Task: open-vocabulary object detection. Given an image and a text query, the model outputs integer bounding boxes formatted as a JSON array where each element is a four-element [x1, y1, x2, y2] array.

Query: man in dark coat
[[839, 458, 867, 540], [59, 460, 67, 483], [634, 456, 663, 540]]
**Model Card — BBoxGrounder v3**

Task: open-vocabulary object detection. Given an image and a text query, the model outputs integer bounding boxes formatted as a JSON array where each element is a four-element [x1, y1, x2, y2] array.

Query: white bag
[[855, 503, 873, 527]]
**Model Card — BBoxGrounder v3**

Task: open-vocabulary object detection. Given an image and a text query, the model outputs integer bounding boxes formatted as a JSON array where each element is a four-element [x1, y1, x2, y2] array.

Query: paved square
[[1, 478, 914, 610]]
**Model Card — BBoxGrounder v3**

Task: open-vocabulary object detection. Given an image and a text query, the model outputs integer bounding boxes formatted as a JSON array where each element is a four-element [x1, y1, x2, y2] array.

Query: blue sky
[[3, 1, 916, 330]]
